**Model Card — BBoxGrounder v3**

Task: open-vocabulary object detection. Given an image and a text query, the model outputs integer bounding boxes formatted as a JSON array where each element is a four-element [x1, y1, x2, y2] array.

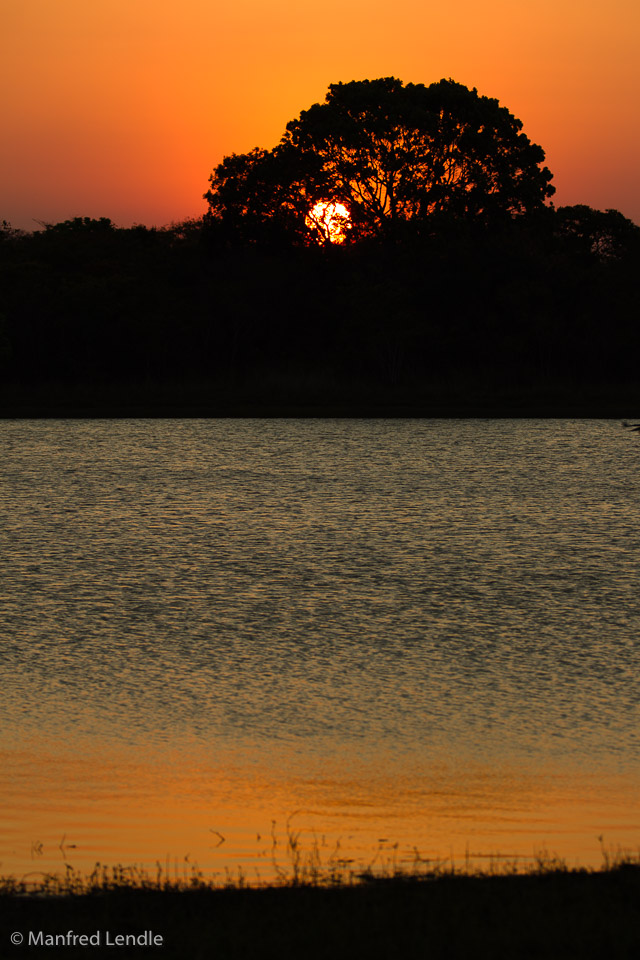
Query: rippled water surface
[[2, 419, 639, 879]]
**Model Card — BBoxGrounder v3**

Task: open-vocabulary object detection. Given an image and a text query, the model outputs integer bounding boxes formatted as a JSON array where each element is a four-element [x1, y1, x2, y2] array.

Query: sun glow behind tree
[[305, 201, 351, 244]]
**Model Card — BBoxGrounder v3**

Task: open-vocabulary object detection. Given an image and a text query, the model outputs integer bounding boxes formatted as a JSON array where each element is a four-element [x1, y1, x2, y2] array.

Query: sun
[[305, 200, 351, 244]]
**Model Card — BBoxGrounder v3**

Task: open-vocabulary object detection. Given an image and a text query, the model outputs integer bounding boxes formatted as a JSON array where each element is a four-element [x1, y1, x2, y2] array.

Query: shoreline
[[2, 383, 640, 419], [3, 858, 640, 959]]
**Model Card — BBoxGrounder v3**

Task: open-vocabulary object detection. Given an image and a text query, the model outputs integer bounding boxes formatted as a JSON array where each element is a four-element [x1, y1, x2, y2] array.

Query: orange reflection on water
[[2, 737, 639, 886]]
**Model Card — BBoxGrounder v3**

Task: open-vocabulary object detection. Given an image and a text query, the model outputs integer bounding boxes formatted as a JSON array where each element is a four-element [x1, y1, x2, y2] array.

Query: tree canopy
[[554, 205, 640, 261], [205, 77, 555, 243]]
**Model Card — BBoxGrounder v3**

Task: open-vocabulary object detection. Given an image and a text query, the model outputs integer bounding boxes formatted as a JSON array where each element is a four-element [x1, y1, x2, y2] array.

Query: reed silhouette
[[3, 845, 640, 960]]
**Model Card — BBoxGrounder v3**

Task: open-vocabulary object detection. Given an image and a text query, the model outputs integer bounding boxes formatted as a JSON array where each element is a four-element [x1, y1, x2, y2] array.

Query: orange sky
[[2, 0, 639, 230]]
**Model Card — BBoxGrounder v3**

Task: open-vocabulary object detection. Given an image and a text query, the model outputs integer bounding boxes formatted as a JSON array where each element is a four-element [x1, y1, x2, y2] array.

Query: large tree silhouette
[[205, 78, 555, 243]]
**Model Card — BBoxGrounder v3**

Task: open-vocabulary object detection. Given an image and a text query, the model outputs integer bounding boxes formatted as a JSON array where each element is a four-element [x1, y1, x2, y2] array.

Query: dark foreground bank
[[3, 864, 640, 960]]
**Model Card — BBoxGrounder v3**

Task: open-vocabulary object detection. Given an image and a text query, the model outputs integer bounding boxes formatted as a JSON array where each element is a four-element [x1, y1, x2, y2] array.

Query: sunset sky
[[3, 0, 639, 231]]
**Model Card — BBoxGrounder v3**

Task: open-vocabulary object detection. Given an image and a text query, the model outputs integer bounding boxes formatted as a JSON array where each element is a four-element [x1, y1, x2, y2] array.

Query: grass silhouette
[[3, 830, 640, 959]]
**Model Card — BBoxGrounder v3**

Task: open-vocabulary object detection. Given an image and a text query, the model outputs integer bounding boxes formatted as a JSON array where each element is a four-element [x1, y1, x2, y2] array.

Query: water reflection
[[1, 419, 639, 879], [3, 738, 638, 881]]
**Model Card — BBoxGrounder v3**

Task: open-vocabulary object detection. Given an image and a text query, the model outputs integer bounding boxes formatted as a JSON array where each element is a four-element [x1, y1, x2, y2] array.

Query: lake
[[1, 418, 639, 884]]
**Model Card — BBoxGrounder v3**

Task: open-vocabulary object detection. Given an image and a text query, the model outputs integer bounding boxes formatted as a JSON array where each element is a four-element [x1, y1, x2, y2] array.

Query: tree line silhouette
[[1, 78, 639, 412]]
